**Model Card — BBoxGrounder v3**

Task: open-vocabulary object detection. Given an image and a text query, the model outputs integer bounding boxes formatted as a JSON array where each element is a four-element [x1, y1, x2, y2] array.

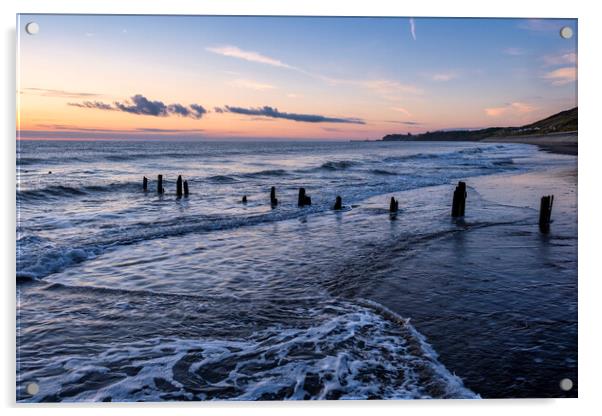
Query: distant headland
[[381, 107, 577, 155]]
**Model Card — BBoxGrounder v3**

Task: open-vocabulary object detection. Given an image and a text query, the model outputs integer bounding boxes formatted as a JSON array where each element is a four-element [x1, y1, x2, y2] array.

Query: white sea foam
[[18, 303, 478, 402]]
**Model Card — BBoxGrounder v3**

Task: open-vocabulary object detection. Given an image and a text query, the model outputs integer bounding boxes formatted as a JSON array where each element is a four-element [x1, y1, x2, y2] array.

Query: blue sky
[[18, 15, 577, 139]]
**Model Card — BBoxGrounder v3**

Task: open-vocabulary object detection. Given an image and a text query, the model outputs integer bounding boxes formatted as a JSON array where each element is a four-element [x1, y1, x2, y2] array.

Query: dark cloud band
[[219, 105, 365, 124], [69, 94, 207, 119], [68, 101, 115, 111], [69, 95, 362, 125]]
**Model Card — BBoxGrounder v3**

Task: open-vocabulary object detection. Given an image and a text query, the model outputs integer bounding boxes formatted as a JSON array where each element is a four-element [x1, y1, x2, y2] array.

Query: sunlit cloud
[[409, 18, 417, 41], [206, 45, 295, 69], [542, 52, 577, 66], [217, 105, 365, 124], [22, 88, 102, 98], [391, 107, 412, 117], [319, 78, 422, 100], [518, 19, 563, 32], [485, 102, 537, 117], [229, 79, 276, 91], [207, 44, 421, 101], [431, 72, 457, 82], [542, 67, 577, 85]]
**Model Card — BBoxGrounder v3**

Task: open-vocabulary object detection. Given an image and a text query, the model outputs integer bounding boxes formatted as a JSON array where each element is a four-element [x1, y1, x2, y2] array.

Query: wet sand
[[483, 133, 577, 156], [361, 164, 578, 398]]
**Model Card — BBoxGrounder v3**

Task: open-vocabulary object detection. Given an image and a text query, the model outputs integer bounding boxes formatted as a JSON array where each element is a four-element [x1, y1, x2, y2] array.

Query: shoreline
[[379, 132, 577, 156], [482, 132, 577, 156]]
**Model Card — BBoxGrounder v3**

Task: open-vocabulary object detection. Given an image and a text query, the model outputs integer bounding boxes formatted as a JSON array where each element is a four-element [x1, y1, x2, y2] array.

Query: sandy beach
[[483, 132, 577, 156]]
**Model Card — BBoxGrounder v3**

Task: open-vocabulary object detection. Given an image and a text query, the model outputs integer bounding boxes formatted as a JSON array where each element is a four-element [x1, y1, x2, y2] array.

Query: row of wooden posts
[[142, 176, 554, 233], [143, 174, 189, 197]]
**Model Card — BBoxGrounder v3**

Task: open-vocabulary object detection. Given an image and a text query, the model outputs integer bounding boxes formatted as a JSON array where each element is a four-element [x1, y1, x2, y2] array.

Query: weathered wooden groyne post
[[270, 186, 278, 206], [176, 175, 183, 198], [333, 196, 342, 210], [389, 197, 399, 213], [451, 181, 467, 217], [298, 188, 311, 207], [143, 176, 148, 191], [157, 174, 164, 194], [183, 180, 189, 197], [539, 195, 554, 233]]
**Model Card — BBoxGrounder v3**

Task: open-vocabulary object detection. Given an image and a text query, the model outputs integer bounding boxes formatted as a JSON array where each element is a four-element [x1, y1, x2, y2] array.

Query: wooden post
[[459, 181, 466, 216], [298, 188, 306, 206], [143, 176, 148, 191], [242, 195, 248, 204], [176, 175, 183, 198], [539, 195, 554, 233], [298, 188, 311, 206], [157, 174, 163, 194], [389, 197, 398, 213], [334, 196, 342, 210], [452, 181, 467, 217], [183, 180, 189, 197], [270, 186, 278, 206]]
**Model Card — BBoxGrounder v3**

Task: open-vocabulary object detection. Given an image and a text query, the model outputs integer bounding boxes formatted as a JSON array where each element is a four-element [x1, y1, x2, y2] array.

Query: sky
[[17, 15, 577, 140]]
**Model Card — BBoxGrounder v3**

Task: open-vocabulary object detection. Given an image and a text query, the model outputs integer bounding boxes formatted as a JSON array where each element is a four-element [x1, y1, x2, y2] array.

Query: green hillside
[[382, 107, 577, 142]]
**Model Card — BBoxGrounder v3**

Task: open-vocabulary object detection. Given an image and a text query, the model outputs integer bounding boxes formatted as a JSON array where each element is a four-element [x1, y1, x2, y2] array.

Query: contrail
[[410, 18, 416, 40]]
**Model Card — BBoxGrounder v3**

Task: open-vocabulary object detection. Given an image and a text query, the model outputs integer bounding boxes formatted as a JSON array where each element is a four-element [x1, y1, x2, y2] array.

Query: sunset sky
[[17, 15, 577, 140]]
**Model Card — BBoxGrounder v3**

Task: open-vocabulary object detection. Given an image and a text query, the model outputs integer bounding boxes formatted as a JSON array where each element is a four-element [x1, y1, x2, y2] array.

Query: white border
[[2, 1, 600, 415]]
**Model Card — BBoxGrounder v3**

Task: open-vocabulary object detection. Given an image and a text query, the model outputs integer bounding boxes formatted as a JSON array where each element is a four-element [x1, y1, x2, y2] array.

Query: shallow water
[[16, 140, 577, 401]]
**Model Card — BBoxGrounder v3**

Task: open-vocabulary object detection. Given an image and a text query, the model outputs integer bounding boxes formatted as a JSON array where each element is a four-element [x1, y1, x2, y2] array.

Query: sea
[[16, 140, 578, 401]]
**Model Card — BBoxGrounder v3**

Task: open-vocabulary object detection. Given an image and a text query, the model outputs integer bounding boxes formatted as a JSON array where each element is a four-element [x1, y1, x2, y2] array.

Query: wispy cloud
[[68, 101, 115, 111], [18, 129, 206, 141], [217, 105, 365, 124], [518, 19, 563, 32], [386, 120, 422, 126], [431, 72, 457, 82], [542, 67, 577, 86], [390, 107, 412, 117], [69, 94, 207, 119], [22, 88, 102, 98], [34, 124, 204, 134], [207, 44, 422, 101], [316, 78, 422, 102], [542, 52, 577, 66], [503, 47, 526, 56], [485, 102, 536, 117], [353, 79, 422, 95], [206, 45, 295, 69], [409, 18, 417, 41], [229, 79, 276, 91]]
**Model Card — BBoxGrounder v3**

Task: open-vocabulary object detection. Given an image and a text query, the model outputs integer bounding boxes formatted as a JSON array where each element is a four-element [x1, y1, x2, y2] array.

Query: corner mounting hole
[[25, 22, 39, 35], [560, 26, 573, 39], [559, 378, 573, 391], [26, 382, 39, 395]]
